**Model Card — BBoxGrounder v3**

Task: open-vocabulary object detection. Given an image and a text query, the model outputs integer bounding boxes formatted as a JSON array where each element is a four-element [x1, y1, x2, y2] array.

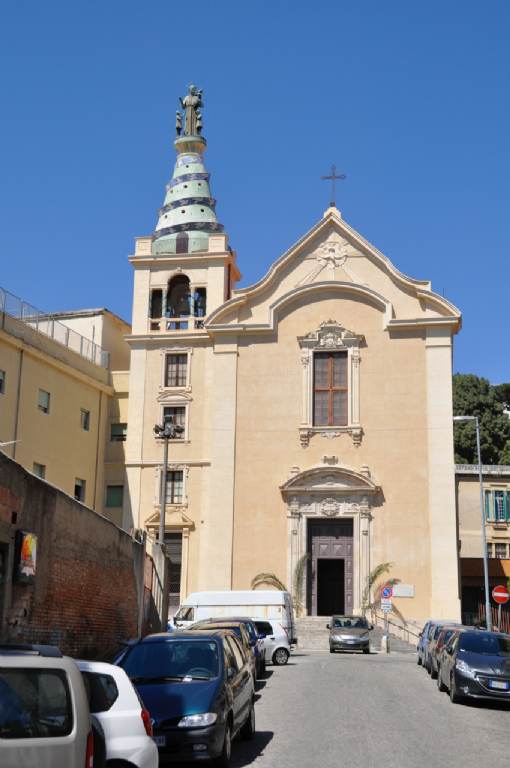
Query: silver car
[[327, 615, 373, 653]]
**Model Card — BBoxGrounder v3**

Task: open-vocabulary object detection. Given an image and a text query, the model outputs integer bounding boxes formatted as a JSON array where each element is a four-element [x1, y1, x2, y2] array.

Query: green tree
[[452, 374, 510, 464]]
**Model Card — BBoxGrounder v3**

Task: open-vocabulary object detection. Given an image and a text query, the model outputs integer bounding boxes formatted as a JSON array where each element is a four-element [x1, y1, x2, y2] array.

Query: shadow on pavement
[[231, 730, 274, 767]]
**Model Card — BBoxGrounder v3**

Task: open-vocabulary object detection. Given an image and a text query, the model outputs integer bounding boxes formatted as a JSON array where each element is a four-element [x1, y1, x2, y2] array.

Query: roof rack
[[0, 643, 62, 658]]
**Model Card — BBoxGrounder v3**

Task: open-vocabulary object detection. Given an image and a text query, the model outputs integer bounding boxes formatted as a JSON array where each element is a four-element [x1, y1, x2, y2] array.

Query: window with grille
[[487, 543, 493, 558], [163, 406, 186, 438], [0, 370, 5, 394], [165, 354, 188, 387], [313, 351, 348, 426], [494, 543, 507, 559], [485, 490, 510, 522], [165, 470, 184, 504]]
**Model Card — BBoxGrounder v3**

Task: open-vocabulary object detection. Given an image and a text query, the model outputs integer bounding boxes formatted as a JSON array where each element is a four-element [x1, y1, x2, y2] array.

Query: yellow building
[[0, 291, 130, 522], [123, 88, 463, 621]]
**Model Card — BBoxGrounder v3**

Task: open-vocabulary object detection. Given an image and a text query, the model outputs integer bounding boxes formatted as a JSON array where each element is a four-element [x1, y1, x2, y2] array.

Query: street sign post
[[380, 584, 393, 653], [492, 585, 510, 630], [492, 585, 510, 604]]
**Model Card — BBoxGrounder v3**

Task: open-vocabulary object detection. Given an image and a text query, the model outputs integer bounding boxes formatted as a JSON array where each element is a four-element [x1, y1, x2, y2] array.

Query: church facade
[[124, 87, 462, 621]]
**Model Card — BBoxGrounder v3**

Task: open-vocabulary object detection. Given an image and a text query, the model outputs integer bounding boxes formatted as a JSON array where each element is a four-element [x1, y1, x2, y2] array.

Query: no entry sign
[[492, 585, 510, 605]]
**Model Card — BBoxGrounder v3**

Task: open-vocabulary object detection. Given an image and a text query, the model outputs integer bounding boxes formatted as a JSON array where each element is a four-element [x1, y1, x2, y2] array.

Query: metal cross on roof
[[321, 164, 346, 207]]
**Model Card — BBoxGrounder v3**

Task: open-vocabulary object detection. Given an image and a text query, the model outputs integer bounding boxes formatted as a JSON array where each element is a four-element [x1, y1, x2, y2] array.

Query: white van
[[171, 590, 297, 644]]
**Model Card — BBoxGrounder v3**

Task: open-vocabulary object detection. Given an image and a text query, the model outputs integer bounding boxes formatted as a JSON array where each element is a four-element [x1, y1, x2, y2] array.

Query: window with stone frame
[[313, 351, 348, 427], [163, 406, 186, 438], [164, 353, 188, 388], [298, 321, 363, 447], [165, 470, 184, 504]]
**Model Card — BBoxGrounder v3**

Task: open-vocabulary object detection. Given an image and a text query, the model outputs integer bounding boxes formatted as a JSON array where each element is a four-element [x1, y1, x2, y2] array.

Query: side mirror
[[326, 624, 330, 629], [258, 633, 266, 639], [227, 667, 236, 680], [368, 624, 374, 631]]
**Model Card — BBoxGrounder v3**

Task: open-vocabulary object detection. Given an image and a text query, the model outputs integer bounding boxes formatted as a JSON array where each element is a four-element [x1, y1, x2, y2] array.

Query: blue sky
[[1, 1, 509, 382]]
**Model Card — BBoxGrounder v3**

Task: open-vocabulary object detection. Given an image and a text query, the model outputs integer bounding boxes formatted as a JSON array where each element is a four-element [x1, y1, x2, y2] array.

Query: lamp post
[[453, 415, 492, 630], [154, 418, 184, 545]]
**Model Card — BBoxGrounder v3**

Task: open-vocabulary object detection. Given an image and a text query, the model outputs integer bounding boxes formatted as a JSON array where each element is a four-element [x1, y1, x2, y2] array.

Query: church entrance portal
[[307, 519, 353, 616]]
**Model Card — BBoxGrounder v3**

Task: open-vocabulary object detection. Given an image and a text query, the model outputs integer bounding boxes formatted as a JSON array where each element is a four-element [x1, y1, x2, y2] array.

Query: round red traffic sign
[[381, 585, 393, 599], [492, 585, 510, 605]]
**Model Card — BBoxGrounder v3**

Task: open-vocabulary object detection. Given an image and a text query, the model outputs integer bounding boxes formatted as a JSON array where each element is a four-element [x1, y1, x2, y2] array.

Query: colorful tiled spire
[[152, 85, 224, 255]]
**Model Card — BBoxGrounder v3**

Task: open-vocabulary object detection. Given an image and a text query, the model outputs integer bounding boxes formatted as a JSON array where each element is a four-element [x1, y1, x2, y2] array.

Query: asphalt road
[[230, 650, 510, 768]]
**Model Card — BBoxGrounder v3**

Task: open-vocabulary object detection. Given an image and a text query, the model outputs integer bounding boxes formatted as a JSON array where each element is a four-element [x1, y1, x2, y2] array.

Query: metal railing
[[0, 286, 109, 368], [373, 612, 421, 645]]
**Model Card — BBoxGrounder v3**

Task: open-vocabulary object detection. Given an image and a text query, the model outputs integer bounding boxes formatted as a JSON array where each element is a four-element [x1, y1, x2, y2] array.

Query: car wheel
[[329, 646, 335, 654], [417, 655, 422, 666], [273, 648, 289, 665], [430, 662, 437, 680], [363, 647, 370, 655], [449, 673, 462, 704], [241, 702, 255, 741], [437, 669, 446, 692], [215, 722, 232, 767]]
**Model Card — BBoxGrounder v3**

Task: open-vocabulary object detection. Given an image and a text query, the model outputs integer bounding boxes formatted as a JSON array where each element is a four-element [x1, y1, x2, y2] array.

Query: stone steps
[[295, 617, 416, 653]]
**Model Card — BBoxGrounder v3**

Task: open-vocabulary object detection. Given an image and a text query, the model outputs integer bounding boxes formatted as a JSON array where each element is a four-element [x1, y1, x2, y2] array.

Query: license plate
[[347, 640, 357, 644], [489, 680, 509, 690], [153, 735, 166, 747]]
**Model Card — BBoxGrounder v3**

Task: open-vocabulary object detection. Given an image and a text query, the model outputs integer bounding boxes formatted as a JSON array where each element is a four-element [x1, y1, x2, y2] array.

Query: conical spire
[[152, 85, 224, 255]]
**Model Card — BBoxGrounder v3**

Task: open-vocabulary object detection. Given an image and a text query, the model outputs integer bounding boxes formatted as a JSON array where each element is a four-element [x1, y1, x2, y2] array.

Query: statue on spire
[[178, 84, 204, 136]]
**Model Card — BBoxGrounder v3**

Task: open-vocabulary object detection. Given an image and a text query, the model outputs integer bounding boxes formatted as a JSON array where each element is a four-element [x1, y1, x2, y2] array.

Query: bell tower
[[129, 85, 240, 338]]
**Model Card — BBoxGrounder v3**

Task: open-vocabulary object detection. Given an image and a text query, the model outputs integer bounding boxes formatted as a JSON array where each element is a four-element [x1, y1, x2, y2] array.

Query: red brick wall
[[0, 452, 143, 659]]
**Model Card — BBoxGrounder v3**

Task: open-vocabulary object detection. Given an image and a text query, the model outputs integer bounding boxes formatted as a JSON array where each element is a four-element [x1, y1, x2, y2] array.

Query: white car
[[252, 619, 291, 665], [0, 644, 92, 768], [77, 660, 158, 768]]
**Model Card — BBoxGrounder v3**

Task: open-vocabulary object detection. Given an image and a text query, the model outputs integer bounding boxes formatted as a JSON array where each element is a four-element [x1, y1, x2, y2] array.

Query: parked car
[[253, 619, 290, 665], [421, 620, 458, 671], [327, 615, 373, 654], [0, 643, 92, 768], [117, 630, 255, 765], [77, 660, 158, 768], [437, 629, 510, 704], [417, 620, 437, 666], [191, 617, 265, 679], [171, 590, 297, 644], [427, 624, 465, 679], [188, 619, 258, 680]]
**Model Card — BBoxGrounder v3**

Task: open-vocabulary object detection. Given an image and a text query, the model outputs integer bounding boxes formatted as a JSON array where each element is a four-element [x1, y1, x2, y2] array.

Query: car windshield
[[332, 617, 368, 629], [119, 640, 220, 680], [459, 633, 510, 656]]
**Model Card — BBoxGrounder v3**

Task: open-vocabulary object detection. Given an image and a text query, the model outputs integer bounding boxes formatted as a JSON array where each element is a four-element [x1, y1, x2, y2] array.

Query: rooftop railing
[[0, 286, 109, 368]]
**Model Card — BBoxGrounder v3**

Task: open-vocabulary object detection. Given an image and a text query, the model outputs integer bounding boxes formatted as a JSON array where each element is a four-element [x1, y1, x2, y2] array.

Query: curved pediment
[[205, 208, 461, 334], [280, 464, 380, 498]]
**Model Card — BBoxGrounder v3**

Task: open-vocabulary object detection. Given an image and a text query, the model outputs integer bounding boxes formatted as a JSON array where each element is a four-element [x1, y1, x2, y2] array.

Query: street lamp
[[154, 418, 185, 545], [453, 415, 492, 630]]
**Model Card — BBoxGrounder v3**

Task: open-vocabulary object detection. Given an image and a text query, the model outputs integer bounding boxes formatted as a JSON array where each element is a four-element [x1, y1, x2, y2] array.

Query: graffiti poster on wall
[[16, 531, 37, 582]]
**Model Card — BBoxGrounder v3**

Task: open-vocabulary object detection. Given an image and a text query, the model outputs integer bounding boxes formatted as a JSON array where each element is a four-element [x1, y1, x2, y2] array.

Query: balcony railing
[[0, 286, 109, 368]]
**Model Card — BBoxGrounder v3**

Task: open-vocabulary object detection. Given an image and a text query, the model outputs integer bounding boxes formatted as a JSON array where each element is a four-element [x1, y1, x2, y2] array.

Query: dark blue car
[[117, 631, 255, 765]]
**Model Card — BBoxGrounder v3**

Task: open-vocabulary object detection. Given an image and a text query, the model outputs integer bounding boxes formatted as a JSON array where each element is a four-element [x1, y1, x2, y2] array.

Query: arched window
[[176, 232, 189, 254], [166, 275, 191, 318]]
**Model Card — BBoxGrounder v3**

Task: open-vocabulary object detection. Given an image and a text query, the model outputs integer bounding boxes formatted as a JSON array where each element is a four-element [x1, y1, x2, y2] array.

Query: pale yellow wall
[[0, 314, 113, 516], [232, 294, 432, 615], [104, 371, 130, 526], [57, 311, 131, 371]]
